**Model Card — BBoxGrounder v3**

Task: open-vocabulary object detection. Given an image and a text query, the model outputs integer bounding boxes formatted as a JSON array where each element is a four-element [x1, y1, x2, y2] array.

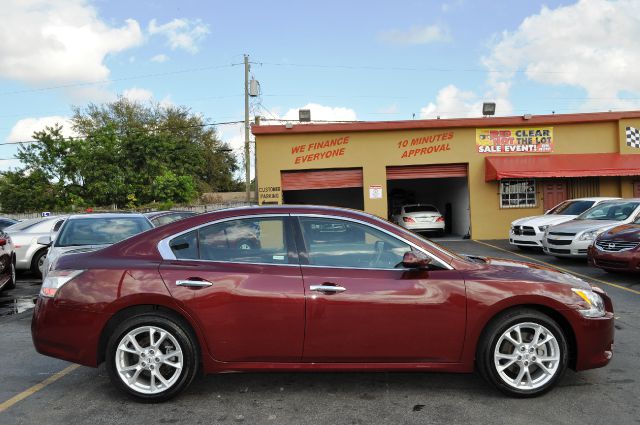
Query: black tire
[[31, 249, 47, 277], [105, 312, 199, 402], [6, 260, 16, 290], [476, 308, 568, 398]]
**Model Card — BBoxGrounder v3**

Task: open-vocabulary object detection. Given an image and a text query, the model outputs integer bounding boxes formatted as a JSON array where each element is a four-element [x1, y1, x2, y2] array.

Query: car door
[[295, 215, 466, 363], [158, 215, 306, 362]]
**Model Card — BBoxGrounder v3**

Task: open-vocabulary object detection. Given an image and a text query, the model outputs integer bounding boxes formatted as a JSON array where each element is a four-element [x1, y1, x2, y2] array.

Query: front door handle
[[176, 279, 212, 288], [310, 284, 347, 293]]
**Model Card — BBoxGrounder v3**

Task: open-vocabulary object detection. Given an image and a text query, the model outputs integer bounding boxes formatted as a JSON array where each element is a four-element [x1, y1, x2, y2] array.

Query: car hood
[[463, 255, 591, 289], [598, 223, 640, 242], [512, 215, 576, 227], [548, 219, 621, 234]]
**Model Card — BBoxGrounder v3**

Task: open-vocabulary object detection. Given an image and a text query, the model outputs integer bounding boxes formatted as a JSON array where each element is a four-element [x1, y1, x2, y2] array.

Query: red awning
[[485, 153, 640, 181]]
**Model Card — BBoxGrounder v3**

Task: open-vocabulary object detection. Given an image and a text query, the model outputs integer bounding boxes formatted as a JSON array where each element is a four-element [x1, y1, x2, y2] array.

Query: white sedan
[[392, 204, 445, 234], [509, 197, 618, 249]]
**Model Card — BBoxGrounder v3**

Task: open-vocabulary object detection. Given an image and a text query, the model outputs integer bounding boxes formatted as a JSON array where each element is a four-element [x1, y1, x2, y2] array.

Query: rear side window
[[168, 217, 290, 265]]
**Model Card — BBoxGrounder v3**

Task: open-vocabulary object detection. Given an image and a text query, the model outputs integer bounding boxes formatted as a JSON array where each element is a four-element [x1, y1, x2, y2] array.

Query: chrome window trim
[[157, 212, 454, 271], [294, 213, 453, 271]]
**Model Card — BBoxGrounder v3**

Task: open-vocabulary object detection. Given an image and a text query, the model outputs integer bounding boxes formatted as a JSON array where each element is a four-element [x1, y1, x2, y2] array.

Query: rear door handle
[[176, 279, 212, 288], [310, 284, 347, 293]]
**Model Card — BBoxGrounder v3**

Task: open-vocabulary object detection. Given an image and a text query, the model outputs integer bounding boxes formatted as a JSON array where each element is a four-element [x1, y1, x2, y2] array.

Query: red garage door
[[386, 164, 468, 180], [281, 168, 363, 191]]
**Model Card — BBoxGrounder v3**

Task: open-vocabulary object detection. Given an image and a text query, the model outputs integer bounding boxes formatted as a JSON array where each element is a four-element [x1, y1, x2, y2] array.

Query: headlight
[[578, 228, 605, 241], [40, 270, 85, 298], [538, 225, 549, 232], [571, 288, 605, 318]]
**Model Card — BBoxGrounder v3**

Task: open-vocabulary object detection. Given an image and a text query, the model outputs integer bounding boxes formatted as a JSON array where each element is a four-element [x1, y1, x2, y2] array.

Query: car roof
[[66, 213, 148, 220], [570, 197, 620, 201], [144, 210, 195, 218]]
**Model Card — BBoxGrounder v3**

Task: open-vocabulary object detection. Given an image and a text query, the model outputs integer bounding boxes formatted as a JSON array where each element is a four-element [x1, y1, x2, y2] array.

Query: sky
[[1, 0, 639, 177]]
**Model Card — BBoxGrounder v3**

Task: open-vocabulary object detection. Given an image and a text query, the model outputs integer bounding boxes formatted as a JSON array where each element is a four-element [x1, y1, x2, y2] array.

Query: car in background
[[0, 216, 18, 231], [145, 211, 197, 227], [588, 217, 640, 273], [0, 229, 16, 291], [543, 199, 640, 258], [32, 205, 614, 401], [40, 213, 153, 279], [392, 204, 445, 234], [509, 197, 619, 250], [4, 216, 66, 276]]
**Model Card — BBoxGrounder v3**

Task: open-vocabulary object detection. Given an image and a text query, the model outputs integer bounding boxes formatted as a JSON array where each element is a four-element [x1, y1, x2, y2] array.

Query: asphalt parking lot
[[1, 240, 639, 425]]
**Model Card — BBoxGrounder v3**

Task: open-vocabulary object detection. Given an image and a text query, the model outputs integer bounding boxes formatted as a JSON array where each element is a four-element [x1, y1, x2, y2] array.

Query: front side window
[[168, 217, 290, 264], [299, 217, 412, 269], [500, 179, 536, 208]]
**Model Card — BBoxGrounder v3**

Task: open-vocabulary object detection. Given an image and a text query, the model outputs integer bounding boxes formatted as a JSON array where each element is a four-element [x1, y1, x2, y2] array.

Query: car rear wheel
[[477, 308, 568, 397], [105, 313, 199, 402]]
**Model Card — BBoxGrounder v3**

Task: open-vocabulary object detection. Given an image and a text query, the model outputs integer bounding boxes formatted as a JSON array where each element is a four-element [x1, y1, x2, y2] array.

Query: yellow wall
[[255, 120, 632, 239]]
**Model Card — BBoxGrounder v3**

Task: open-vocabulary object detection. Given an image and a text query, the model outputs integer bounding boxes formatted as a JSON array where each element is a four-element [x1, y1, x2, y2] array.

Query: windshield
[[549, 200, 596, 215], [54, 217, 152, 247], [576, 201, 639, 221], [404, 205, 438, 213]]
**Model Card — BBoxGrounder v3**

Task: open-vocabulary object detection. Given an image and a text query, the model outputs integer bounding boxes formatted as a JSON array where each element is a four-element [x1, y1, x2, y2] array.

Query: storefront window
[[500, 179, 536, 208]]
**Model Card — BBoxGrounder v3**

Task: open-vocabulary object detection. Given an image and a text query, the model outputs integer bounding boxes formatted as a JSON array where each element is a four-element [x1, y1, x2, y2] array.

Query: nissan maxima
[[32, 206, 614, 402]]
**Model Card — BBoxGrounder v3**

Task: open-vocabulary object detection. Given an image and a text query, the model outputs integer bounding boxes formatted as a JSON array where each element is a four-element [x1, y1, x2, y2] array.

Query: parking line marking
[[0, 364, 79, 414], [473, 240, 640, 296]]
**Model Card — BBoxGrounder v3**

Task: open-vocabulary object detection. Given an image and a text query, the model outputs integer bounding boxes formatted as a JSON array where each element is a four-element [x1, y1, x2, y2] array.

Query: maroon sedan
[[588, 220, 640, 273], [32, 206, 614, 401]]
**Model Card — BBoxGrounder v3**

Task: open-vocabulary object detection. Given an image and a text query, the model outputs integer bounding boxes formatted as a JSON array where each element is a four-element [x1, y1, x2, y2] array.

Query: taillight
[[40, 270, 85, 298], [436, 216, 445, 222], [403, 217, 415, 223]]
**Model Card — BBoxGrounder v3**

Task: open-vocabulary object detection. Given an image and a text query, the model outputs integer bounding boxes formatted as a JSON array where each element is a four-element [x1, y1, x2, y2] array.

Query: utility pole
[[244, 54, 251, 203]]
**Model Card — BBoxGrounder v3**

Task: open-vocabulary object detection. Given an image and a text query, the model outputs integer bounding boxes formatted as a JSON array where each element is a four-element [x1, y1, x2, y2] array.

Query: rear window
[[55, 217, 152, 247], [550, 200, 595, 215], [404, 205, 438, 213]]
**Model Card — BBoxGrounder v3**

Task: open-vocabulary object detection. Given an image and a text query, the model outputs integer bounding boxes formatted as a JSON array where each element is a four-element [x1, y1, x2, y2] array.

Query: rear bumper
[[399, 222, 445, 231], [31, 296, 106, 367], [588, 245, 640, 272]]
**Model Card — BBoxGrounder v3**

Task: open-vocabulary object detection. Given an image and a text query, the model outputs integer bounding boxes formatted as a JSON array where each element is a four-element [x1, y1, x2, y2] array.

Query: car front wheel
[[477, 308, 568, 397], [105, 312, 199, 402]]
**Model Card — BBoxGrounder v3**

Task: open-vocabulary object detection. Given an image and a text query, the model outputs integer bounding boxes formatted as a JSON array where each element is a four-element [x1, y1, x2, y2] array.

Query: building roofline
[[252, 110, 640, 136]]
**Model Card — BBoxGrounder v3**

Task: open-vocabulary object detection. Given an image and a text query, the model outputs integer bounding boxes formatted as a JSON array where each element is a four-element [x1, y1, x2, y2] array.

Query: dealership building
[[252, 111, 640, 239]]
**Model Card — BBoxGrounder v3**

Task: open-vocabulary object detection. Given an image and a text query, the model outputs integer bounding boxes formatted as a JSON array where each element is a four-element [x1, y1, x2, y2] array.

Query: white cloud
[[0, 0, 143, 84], [419, 84, 512, 119], [7, 116, 76, 143], [151, 54, 169, 63], [281, 103, 357, 122], [482, 0, 640, 111], [148, 18, 209, 53], [122, 87, 154, 103], [379, 24, 450, 45]]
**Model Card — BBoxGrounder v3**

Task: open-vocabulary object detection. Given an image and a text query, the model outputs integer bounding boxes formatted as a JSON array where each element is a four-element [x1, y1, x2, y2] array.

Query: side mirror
[[37, 235, 52, 246], [402, 251, 431, 269]]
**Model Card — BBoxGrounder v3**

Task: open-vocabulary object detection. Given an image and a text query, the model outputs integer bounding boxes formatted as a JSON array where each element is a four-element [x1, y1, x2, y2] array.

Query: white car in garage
[[509, 197, 618, 249], [392, 204, 445, 234]]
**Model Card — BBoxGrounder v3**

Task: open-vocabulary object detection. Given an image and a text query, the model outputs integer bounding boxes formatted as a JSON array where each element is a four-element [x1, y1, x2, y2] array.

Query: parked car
[[144, 211, 197, 227], [588, 217, 640, 273], [0, 216, 18, 231], [32, 205, 614, 401], [40, 213, 153, 279], [0, 229, 16, 291], [392, 204, 445, 234], [509, 197, 619, 249], [4, 216, 66, 276], [543, 199, 640, 258]]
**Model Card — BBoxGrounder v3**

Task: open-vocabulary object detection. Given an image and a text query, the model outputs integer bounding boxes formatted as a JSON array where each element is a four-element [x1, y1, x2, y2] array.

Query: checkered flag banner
[[627, 126, 640, 148]]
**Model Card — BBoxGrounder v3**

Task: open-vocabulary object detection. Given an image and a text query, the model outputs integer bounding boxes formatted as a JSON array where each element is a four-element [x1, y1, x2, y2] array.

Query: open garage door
[[387, 164, 470, 237], [281, 168, 364, 210]]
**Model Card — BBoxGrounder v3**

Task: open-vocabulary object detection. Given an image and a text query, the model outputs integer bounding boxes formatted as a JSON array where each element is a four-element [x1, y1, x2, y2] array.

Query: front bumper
[[543, 237, 591, 257], [509, 230, 544, 248], [571, 310, 615, 371], [588, 245, 640, 272], [31, 296, 106, 367]]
